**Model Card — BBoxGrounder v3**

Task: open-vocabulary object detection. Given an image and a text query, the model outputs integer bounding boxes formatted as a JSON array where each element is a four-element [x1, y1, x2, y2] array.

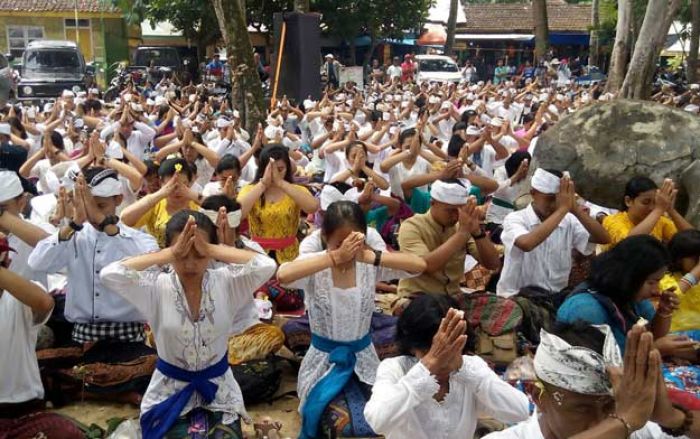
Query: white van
[[415, 54, 462, 83]]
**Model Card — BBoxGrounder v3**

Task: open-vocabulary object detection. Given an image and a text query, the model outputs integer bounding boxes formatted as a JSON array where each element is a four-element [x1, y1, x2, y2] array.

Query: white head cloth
[[534, 325, 622, 395], [531, 168, 561, 194], [200, 208, 242, 228], [320, 184, 365, 211], [430, 180, 469, 205], [88, 170, 122, 197], [0, 170, 23, 203], [105, 140, 124, 160]]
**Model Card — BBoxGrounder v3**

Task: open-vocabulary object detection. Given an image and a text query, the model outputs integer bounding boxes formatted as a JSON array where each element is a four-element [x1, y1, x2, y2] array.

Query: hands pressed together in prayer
[[457, 197, 484, 238], [421, 308, 468, 381]]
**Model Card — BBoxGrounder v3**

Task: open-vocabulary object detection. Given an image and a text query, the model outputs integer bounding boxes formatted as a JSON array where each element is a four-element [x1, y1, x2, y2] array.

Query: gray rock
[[531, 99, 700, 227]]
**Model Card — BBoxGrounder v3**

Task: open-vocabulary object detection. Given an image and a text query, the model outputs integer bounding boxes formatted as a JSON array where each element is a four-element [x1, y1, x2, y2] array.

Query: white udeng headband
[[534, 325, 622, 395], [90, 177, 122, 197], [531, 168, 561, 194], [430, 180, 469, 205]]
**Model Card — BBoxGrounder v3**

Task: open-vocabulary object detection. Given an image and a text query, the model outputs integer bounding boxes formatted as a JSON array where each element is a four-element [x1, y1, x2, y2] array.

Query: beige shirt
[[398, 211, 478, 297]]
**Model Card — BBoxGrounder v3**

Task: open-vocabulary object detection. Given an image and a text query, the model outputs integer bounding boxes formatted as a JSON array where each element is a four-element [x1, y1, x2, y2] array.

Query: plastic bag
[[108, 419, 141, 439]]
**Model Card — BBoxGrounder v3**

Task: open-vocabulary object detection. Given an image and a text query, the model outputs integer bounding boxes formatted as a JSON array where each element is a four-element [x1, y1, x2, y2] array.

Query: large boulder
[[532, 99, 700, 227]]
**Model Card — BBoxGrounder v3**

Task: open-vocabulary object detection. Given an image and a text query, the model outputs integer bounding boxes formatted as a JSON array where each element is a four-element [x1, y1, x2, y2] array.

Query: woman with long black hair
[[277, 200, 425, 438], [101, 210, 276, 438]]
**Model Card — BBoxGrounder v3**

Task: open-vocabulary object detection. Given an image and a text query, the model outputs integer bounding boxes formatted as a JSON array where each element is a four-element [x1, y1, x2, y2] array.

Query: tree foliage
[[116, 0, 432, 61]]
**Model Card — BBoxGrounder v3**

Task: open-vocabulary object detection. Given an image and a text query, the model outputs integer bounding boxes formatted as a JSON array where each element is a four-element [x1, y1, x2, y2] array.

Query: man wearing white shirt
[[0, 171, 53, 288], [386, 57, 402, 81], [211, 118, 251, 158], [497, 169, 610, 297], [0, 252, 83, 437], [484, 323, 700, 439], [29, 167, 158, 342], [365, 296, 529, 439], [100, 110, 156, 161]]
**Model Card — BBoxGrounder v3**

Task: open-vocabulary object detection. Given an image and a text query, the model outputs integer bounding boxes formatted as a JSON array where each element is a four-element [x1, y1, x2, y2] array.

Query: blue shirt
[[557, 292, 656, 352]]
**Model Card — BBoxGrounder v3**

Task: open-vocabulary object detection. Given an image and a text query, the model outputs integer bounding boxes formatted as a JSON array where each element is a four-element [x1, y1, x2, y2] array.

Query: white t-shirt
[[388, 155, 431, 199], [0, 283, 52, 403], [387, 65, 402, 79], [485, 167, 526, 225], [473, 144, 505, 178], [29, 159, 55, 194], [322, 149, 349, 183]]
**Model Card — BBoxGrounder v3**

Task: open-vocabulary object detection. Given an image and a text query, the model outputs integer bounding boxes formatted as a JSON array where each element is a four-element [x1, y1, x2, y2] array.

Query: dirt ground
[[49, 300, 405, 438], [52, 359, 302, 438]]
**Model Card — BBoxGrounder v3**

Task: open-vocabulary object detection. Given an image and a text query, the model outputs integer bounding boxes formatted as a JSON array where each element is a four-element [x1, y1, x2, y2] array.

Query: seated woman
[[557, 235, 682, 355], [121, 158, 201, 247], [238, 145, 319, 311], [154, 127, 220, 191], [364, 294, 530, 439], [660, 229, 700, 333], [199, 195, 285, 366], [100, 211, 276, 439], [277, 200, 426, 438], [329, 141, 390, 191], [602, 176, 693, 251]]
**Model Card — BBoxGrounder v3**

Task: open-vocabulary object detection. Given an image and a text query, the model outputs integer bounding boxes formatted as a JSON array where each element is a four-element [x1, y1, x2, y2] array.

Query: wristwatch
[[97, 215, 119, 232], [373, 250, 383, 267]]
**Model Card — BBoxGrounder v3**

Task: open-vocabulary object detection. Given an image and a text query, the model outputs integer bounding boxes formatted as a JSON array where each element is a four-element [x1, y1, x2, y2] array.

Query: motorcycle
[[103, 62, 131, 102]]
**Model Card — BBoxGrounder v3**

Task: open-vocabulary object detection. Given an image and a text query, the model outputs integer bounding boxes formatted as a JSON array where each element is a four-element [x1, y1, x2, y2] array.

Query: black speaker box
[[272, 12, 321, 103]]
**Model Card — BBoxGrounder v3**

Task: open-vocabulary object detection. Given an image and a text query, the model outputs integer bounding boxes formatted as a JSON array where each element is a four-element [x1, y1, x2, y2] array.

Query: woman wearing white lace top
[[100, 210, 276, 439], [364, 294, 530, 439], [277, 200, 426, 439]]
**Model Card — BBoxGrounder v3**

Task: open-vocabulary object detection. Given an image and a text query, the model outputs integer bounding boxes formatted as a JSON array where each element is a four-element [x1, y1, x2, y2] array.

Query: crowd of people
[[1, 49, 700, 439]]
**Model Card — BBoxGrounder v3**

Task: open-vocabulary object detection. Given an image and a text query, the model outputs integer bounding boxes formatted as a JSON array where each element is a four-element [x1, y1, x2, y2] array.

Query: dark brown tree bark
[[210, 0, 266, 133], [533, 0, 550, 60], [621, 0, 682, 99], [589, 0, 600, 67], [444, 0, 459, 56], [689, 0, 700, 83], [606, 0, 632, 92]]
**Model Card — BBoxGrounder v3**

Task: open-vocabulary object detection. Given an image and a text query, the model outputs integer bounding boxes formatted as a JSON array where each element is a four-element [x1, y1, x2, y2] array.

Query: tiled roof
[[460, 1, 592, 33], [0, 0, 120, 13]]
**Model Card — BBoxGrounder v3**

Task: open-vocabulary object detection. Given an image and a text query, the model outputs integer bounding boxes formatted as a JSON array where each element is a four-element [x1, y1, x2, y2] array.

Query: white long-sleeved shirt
[[483, 413, 677, 439], [496, 204, 592, 297], [100, 121, 156, 160], [364, 355, 530, 439], [28, 222, 158, 323], [100, 254, 276, 424], [8, 217, 54, 288], [212, 137, 251, 158]]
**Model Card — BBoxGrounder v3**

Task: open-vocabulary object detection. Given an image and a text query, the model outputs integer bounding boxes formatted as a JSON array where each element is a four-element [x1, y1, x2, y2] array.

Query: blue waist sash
[[299, 333, 372, 439], [141, 352, 230, 439]]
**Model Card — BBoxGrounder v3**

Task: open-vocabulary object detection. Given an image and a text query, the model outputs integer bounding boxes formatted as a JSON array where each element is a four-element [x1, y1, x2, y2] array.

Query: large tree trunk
[[210, 0, 265, 134], [606, 0, 632, 92], [532, 0, 550, 60], [444, 0, 459, 56], [589, 0, 600, 67], [621, 0, 682, 99], [689, 0, 700, 83]]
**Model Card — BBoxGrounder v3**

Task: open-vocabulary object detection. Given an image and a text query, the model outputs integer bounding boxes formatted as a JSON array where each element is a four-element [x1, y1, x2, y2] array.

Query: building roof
[[428, 0, 467, 25], [460, 0, 592, 34], [0, 0, 120, 13]]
